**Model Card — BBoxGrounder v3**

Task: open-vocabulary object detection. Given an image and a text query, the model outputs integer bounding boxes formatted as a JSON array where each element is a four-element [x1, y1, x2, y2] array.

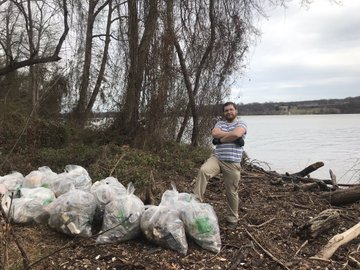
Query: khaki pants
[[193, 154, 241, 223]]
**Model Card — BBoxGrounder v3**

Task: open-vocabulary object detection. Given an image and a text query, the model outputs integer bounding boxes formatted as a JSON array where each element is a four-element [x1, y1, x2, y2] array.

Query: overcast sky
[[232, 0, 360, 104]]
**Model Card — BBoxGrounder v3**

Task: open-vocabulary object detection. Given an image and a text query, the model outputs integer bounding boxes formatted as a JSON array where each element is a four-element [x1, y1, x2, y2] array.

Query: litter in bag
[[90, 176, 126, 211], [64, 165, 92, 191], [160, 182, 198, 214], [23, 167, 58, 189], [181, 202, 221, 253], [4, 188, 55, 224], [0, 171, 24, 193], [51, 173, 76, 197], [140, 205, 188, 255], [46, 190, 97, 237], [96, 182, 144, 244]]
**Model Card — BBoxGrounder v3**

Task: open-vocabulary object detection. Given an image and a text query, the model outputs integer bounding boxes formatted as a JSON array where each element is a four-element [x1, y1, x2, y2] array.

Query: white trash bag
[[90, 176, 126, 211], [0, 171, 24, 193], [140, 205, 188, 255], [64, 165, 92, 191], [51, 173, 76, 197], [181, 202, 221, 253], [20, 187, 55, 203], [96, 182, 144, 244], [5, 197, 41, 223], [23, 167, 58, 189], [50, 165, 92, 197], [46, 190, 97, 237], [160, 183, 198, 213], [4, 191, 54, 224]]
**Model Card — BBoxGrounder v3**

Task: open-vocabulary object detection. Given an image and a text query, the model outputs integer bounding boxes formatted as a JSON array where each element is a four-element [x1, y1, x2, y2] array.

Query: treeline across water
[[237, 96, 360, 115]]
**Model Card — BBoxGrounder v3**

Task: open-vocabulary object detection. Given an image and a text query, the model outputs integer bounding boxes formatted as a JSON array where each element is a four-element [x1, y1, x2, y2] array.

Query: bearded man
[[193, 101, 247, 229]]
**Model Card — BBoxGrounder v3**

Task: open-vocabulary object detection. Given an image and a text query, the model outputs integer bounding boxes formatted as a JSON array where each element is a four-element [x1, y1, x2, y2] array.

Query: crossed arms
[[212, 126, 246, 143]]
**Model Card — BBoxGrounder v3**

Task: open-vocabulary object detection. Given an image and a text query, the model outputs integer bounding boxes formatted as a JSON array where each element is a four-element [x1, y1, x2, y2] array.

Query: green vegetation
[[0, 106, 211, 189]]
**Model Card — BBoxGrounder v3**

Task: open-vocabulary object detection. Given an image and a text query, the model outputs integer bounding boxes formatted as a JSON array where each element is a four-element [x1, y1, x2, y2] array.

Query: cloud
[[233, 0, 360, 104]]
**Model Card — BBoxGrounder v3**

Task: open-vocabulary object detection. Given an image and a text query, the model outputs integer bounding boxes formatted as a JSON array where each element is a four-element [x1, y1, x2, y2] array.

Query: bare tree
[[0, 0, 69, 76]]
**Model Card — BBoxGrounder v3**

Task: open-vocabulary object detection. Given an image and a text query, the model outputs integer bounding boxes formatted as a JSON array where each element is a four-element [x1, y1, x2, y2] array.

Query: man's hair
[[222, 102, 237, 112]]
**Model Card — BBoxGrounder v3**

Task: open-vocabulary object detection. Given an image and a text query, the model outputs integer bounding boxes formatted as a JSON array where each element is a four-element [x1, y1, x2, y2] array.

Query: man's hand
[[212, 138, 222, 145], [233, 137, 244, 147]]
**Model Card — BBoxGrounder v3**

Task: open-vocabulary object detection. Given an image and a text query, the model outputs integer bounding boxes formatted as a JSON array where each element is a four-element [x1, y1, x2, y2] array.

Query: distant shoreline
[[237, 96, 360, 115]]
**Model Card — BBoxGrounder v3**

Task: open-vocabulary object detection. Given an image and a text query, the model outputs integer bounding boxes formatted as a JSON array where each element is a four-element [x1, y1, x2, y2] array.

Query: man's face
[[223, 105, 238, 122]]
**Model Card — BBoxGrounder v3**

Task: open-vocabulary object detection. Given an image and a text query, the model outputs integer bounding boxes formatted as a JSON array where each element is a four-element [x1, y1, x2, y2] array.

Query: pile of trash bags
[[0, 166, 221, 255]]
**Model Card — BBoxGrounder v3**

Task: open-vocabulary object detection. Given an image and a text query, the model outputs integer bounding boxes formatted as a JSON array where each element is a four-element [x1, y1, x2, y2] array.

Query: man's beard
[[225, 114, 237, 122]]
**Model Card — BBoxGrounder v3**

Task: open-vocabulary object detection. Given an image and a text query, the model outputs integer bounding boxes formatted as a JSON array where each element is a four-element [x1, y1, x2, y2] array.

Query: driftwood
[[287, 162, 324, 177], [312, 221, 360, 260], [282, 162, 333, 191], [283, 175, 330, 191], [296, 209, 340, 240], [329, 169, 338, 189], [322, 186, 360, 206]]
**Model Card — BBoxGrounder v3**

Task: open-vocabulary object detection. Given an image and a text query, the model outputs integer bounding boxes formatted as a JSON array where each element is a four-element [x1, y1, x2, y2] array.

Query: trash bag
[[23, 167, 58, 189], [51, 173, 76, 197], [4, 188, 55, 224], [46, 190, 97, 237], [90, 176, 126, 211], [64, 165, 92, 191], [140, 205, 188, 255], [5, 197, 43, 223], [96, 182, 144, 244], [160, 182, 198, 214], [181, 202, 221, 253], [20, 187, 55, 205], [12, 187, 56, 224], [0, 171, 24, 193], [50, 165, 92, 197]]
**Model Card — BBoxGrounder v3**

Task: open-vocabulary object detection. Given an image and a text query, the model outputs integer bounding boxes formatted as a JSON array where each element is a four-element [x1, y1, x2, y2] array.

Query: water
[[241, 114, 360, 184]]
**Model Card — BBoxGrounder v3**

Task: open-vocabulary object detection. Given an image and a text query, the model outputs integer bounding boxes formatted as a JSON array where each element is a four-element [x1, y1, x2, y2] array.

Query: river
[[240, 114, 360, 184]]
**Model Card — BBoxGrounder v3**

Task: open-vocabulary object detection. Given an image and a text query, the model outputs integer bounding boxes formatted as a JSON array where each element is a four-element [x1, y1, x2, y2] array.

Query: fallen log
[[296, 209, 340, 240], [283, 175, 330, 191], [322, 186, 360, 206], [312, 221, 360, 260], [287, 162, 324, 177]]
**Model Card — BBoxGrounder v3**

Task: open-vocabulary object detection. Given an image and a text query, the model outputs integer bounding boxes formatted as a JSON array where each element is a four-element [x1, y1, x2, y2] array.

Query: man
[[194, 102, 247, 228]]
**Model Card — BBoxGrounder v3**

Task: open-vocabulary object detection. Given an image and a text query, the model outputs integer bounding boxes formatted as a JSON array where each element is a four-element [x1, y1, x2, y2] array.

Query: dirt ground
[[1, 164, 360, 270]]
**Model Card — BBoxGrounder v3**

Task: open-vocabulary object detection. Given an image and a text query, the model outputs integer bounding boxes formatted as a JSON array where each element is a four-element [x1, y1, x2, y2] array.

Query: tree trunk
[[176, 104, 191, 143], [122, 0, 158, 136], [73, 0, 97, 125], [147, 0, 173, 143], [30, 65, 39, 116], [84, 0, 113, 122], [322, 186, 360, 206], [296, 209, 340, 240]]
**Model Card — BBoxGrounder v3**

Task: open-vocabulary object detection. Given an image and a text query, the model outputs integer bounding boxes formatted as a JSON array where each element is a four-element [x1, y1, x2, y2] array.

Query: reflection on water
[[241, 114, 360, 184]]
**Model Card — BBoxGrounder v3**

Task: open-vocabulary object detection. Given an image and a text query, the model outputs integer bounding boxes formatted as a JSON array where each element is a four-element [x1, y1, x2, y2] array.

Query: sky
[[232, 0, 360, 104]]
